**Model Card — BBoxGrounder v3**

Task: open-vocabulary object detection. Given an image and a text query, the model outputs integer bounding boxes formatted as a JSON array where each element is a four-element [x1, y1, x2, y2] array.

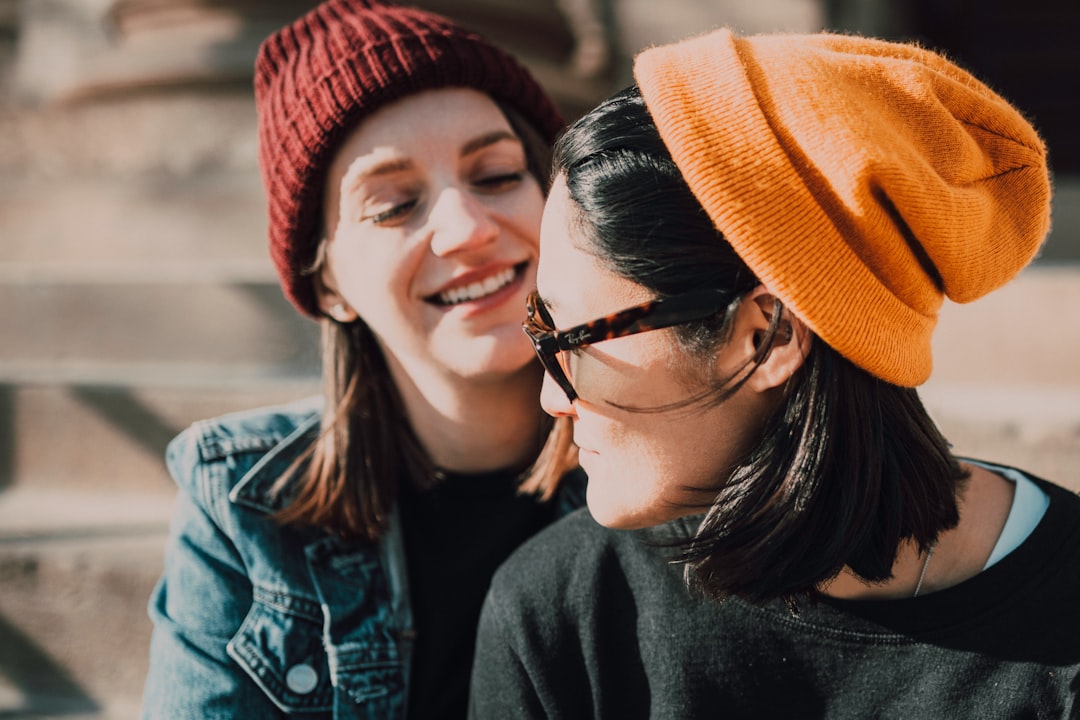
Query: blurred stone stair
[[0, 170, 322, 717], [0, 27, 320, 713], [922, 261, 1080, 490]]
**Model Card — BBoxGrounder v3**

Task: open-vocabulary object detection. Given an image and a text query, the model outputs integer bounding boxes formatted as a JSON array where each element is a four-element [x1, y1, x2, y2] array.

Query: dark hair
[[551, 85, 967, 602], [272, 103, 567, 541]]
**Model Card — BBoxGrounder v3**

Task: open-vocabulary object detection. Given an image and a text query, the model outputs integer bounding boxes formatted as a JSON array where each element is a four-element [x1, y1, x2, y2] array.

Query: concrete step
[[0, 90, 258, 179], [922, 383, 1080, 493], [0, 172, 267, 269], [918, 264, 1080, 490], [929, 265, 1080, 387], [0, 279, 318, 385], [0, 383, 321, 717], [0, 381, 319, 492], [0, 489, 170, 719], [0, 381, 317, 717], [0, 170, 318, 385]]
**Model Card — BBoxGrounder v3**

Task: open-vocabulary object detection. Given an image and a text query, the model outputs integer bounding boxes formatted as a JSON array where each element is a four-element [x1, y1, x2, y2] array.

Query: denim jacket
[[142, 396, 583, 719]]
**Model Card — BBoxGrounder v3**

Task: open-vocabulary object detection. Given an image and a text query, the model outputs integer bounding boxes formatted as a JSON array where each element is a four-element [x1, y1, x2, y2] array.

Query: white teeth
[[438, 267, 517, 305]]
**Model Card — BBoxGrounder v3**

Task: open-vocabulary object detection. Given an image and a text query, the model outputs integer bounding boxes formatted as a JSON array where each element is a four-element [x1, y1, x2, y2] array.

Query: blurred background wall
[[0, 0, 1077, 716]]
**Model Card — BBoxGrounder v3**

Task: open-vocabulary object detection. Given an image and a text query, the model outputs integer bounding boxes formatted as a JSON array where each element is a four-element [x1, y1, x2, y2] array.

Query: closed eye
[[474, 171, 525, 191], [366, 199, 419, 225]]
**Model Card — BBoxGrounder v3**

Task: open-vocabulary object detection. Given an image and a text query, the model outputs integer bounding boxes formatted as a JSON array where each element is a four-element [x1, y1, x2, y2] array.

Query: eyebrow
[[342, 130, 523, 197], [461, 130, 522, 157], [342, 157, 414, 199]]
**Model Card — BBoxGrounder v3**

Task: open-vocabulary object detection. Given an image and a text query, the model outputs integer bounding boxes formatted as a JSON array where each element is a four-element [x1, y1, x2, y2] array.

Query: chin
[[585, 470, 694, 530], [585, 482, 652, 530], [586, 504, 659, 531], [452, 348, 537, 381], [438, 331, 536, 378]]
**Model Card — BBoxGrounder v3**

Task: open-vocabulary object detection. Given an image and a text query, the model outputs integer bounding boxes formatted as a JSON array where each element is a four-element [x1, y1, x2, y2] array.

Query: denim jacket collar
[[228, 409, 321, 515]]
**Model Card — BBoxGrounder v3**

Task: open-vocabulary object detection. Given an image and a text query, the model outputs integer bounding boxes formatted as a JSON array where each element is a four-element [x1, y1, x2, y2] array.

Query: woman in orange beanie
[[141, 1, 581, 718], [469, 29, 1079, 718]]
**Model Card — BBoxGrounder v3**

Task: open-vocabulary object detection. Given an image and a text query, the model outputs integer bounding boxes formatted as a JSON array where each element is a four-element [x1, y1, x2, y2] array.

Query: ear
[[731, 286, 812, 392], [312, 258, 359, 323]]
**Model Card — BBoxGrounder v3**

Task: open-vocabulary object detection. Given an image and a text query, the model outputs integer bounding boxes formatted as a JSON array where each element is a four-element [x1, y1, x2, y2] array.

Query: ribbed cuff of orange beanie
[[634, 29, 1051, 386]]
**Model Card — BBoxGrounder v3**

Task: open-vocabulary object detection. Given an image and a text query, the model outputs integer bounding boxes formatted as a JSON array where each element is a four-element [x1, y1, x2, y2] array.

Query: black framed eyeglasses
[[523, 288, 733, 402]]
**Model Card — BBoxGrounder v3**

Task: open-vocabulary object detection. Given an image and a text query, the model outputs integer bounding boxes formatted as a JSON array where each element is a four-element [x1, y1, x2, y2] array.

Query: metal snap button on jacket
[[285, 663, 319, 694]]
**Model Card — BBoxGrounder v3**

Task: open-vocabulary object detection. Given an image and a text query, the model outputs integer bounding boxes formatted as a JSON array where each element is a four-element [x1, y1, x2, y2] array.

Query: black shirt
[[401, 468, 557, 720], [471, 468, 1080, 718]]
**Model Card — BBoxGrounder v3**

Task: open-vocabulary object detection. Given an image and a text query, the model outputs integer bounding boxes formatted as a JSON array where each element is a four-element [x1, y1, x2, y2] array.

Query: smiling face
[[536, 176, 780, 529], [318, 87, 545, 382]]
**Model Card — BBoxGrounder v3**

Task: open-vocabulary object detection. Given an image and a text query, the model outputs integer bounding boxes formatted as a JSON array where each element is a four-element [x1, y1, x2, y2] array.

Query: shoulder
[[168, 395, 323, 467], [491, 507, 608, 577], [488, 507, 699, 618], [165, 395, 323, 513], [477, 508, 713, 697]]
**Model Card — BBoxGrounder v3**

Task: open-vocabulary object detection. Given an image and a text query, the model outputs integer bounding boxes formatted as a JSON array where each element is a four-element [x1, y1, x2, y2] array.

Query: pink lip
[[426, 262, 525, 298], [425, 262, 529, 318]]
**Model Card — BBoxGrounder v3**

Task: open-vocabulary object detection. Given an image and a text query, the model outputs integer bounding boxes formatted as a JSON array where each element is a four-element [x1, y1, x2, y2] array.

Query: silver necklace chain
[[912, 539, 938, 598]]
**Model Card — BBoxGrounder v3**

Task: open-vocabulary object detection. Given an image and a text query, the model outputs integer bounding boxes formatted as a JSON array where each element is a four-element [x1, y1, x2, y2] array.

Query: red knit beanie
[[255, 0, 564, 318]]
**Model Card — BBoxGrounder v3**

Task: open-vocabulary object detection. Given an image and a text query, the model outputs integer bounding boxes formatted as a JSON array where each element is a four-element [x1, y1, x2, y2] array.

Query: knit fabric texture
[[634, 29, 1052, 386], [255, 0, 564, 318]]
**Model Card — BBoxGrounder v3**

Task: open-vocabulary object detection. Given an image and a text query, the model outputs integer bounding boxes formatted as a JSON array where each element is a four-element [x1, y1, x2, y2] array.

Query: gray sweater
[[469, 471, 1080, 719]]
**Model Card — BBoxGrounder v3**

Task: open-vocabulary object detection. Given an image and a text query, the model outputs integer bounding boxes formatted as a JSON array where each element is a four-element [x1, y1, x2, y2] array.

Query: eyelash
[[364, 170, 527, 225], [474, 171, 525, 190], [368, 200, 417, 225]]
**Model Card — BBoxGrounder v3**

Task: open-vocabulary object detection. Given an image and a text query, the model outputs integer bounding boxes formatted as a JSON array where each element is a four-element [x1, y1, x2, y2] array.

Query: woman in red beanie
[[469, 30, 1080, 718], [142, 1, 578, 717]]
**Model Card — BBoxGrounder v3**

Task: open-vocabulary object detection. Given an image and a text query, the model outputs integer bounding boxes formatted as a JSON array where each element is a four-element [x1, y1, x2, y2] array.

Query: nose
[[539, 370, 577, 419], [427, 187, 499, 257]]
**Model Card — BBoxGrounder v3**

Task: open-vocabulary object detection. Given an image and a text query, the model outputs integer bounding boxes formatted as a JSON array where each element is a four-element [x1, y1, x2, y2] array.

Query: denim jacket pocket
[[227, 586, 334, 714], [328, 640, 405, 709]]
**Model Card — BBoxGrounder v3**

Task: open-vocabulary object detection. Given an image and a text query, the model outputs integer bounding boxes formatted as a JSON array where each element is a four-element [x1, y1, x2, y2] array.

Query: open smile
[[428, 262, 528, 307]]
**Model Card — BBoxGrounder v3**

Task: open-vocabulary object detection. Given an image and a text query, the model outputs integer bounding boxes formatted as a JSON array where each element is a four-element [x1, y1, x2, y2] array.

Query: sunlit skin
[[315, 88, 546, 472], [535, 176, 790, 529]]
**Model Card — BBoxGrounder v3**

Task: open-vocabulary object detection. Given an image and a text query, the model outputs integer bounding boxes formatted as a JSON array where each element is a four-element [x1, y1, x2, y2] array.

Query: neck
[[384, 353, 547, 474], [820, 540, 937, 600], [820, 463, 1014, 600]]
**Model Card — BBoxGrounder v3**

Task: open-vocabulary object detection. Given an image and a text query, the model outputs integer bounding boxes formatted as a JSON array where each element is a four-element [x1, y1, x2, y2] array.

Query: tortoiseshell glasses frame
[[523, 288, 732, 402]]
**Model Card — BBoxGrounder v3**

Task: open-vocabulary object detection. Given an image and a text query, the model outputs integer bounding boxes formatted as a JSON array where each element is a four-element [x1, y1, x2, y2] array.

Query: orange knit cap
[[633, 29, 1052, 386]]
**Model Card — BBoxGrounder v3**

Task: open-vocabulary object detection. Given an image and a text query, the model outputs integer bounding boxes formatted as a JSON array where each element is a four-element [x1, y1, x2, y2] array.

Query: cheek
[[584, 413, 723, 528], [496, 182, 544, 247], [583, 382, 766, 527], [618, 411, 726, 482], [327, 232, 420, 311], [570, 334, 695, 410]]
